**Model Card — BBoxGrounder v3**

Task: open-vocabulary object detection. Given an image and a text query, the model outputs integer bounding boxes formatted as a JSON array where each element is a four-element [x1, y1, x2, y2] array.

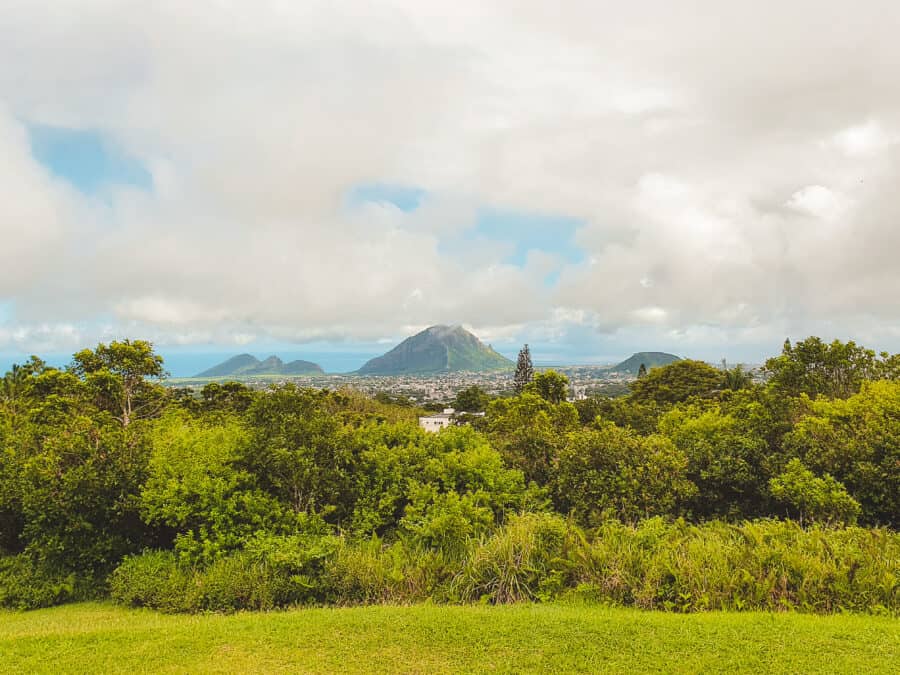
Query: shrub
[[574, 519, 899, 614], [323, 536, 451, 605], [0, 555, 98, 609], [769, 459, 860, 525], [452, 512, 576, 603], [111, 534, 340, 613]]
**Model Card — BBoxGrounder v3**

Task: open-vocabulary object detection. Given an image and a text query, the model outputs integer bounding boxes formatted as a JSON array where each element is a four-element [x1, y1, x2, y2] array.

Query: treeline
[[0, 337, 898, 612]]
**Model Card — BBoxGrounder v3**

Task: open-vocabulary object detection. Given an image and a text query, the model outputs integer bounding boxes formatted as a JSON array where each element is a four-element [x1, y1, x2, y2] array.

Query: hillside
[[612, 351, 682, 374], [195, 354, 324, 377], [357, 325, 513, 375]]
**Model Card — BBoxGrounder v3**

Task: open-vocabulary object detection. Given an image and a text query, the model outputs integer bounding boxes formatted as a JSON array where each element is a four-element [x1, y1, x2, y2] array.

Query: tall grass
[[573, 519, 898, 613], [105, 517, 899, 614]]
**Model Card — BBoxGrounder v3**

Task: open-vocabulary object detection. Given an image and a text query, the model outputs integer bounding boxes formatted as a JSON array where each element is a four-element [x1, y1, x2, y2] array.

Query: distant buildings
[[419, 408, 457, 432], [418, 407, 486, 432]]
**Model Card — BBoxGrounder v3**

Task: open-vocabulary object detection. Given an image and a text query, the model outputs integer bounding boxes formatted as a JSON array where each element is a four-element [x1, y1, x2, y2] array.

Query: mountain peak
[[357, 325, 513, 375], [612, 351, 682, 375]]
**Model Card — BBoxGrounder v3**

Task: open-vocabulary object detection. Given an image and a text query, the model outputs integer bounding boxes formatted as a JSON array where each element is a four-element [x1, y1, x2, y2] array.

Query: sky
[[3, 1, 900, 374]]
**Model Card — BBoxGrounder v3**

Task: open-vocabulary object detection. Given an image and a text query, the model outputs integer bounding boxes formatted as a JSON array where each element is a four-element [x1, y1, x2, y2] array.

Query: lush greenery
[[0, 336, 898, 613], [2, 603, 897, 674]]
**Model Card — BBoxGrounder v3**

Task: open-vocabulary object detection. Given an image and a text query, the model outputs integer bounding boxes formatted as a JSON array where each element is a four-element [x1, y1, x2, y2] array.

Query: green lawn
[[1, 603, 897, 674]]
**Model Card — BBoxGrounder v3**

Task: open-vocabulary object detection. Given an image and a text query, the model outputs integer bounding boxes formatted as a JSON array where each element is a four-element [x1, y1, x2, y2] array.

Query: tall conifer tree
[[513, 344, 534, 392]]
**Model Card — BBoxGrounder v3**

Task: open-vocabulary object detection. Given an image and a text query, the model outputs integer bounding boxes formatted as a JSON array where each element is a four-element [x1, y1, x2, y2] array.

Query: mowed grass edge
[[0, 602, 897, 674]]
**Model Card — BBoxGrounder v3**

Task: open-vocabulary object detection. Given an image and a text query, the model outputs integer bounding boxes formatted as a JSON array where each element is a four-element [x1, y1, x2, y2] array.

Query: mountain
[[611, 352, 682, 374], [357, 325, 514, 375], [195, 354, 324, 377]]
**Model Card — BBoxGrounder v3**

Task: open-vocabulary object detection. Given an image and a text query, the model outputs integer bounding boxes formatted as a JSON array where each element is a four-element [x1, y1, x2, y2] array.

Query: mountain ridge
[[195, 354, 324, 377]]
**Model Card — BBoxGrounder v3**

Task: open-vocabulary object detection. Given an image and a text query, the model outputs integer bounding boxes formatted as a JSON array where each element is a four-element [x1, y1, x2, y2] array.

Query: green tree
[[486, 392, 579, 486], [769, 459, 860, 525], [782, 380, 900, 525], [722, 365, 754, 391], [526, 370, 569, 404], [199, 381, 256, 414], [513, 344, 534, 393], [629, 359, 723, 406], [345, 423, 534, 554], [243, 385, 354, 522], [453, 385, 490, 413], [574, 396, 663, 435], [18, 409, 152, 574], [556, 423, 695, 524], [71, 340, 167, 427], [764, 336, 890, 400], [141, 412, 292, 562], [660, 405, 770, 519], [637, 363, 648, 379]]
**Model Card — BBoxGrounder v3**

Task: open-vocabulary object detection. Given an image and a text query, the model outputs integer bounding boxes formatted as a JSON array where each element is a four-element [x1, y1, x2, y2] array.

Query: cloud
[[2, 1, 900, 360]]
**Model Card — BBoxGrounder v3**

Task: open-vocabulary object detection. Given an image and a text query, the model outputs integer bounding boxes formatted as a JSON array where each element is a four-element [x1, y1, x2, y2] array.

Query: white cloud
[[2, 1, 900, 359], [786, 185, 849, 222], [830, 120, 894, 157]]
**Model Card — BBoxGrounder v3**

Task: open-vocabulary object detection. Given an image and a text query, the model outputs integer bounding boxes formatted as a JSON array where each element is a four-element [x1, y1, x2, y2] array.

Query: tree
[[453, 385, 490, 412], [722, 365, 754, 391], [763, 336, 890, 400], [556, 423, 695, 524], [637, 363, 648, 379], [513, 344, 534, 393], [769, 459, 860, 525], [486, 393, 579, 486], [141, 412, 291, 562], [71, 340, 168, 427], [782, 380, 900, 526], [629, 360, 723, 406], [199, 381, 256, 414], [243, 385, 353, 521], [527, 370, 569, 404], [659, 405, 770, 519]]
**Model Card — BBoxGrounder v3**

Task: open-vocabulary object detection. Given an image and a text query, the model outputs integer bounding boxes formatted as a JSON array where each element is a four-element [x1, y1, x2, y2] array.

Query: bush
[[109, 550, 197, 612], [111, 534, 341, 612], [323, 536, 452, 605], [0, 555, 98, 609], [109, 518, 899, 615], [452, 512, 576, 603], [574, 519, 899, 614]]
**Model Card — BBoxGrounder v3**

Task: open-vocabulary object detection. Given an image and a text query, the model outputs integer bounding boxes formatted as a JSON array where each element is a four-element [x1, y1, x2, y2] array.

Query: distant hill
[[357, 325, 514, 375], [612, 352, 682, 374], [195, 354, 324, 377]]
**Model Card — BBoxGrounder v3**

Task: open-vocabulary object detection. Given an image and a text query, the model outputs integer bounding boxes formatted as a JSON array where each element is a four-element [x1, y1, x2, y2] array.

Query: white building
[[419, 408, 456, 432]]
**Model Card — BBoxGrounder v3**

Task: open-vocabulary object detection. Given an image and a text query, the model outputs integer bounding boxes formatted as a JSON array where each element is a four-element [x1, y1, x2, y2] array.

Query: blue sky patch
[[29, 124, 152, 194], [473, 207, 586, 267], [349, 183, 587, 274], [347, 183, 426, 212]]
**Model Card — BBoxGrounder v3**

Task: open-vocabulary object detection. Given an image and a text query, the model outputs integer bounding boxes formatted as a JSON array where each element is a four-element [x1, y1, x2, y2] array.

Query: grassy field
[[1, 603, 897, 674]]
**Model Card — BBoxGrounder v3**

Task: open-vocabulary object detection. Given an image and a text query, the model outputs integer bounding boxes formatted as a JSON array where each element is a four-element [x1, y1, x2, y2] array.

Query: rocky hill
[[357, 325, 513, 375]]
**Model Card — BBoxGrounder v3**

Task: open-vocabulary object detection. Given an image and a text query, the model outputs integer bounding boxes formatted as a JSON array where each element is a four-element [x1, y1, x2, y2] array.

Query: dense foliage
[[0, 337, 898, 612]]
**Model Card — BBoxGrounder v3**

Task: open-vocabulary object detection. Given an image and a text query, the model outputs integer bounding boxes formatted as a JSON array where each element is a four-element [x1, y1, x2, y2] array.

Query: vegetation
[[513, 343, 534, 392], [1, 335, 898, 615], [2, 603, 897, 674]]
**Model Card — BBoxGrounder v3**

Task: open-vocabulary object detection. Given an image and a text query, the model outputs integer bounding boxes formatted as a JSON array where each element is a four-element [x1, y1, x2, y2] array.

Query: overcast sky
[[2, 1, 900, 368]]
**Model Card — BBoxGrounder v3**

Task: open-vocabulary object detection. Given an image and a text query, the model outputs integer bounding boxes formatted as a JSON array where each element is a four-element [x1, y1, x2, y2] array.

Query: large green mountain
[[357, 325, 514, 375], [195, 354, 324, 377], [612, 351, 682, 374]]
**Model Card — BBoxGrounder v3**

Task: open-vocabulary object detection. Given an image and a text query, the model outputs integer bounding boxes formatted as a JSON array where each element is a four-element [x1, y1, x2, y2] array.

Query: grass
[[1, 603, 897, 674]]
